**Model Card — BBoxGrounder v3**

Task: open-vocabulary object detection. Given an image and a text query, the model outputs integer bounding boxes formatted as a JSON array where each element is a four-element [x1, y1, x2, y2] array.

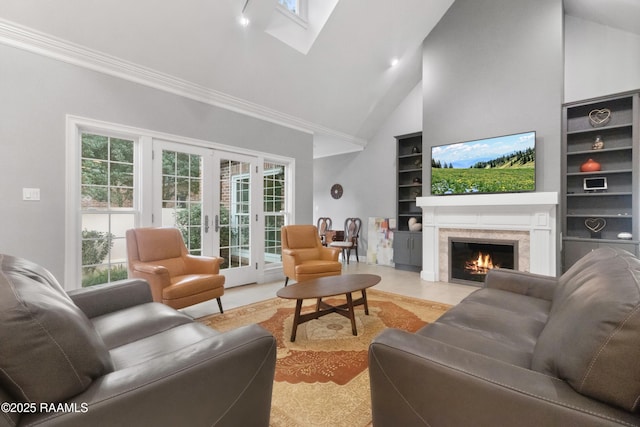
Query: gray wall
[[313, 82, 422, 256], [565, 15, 640, 103], [0, 44, 313, 281], [422, 0, 563, 194]]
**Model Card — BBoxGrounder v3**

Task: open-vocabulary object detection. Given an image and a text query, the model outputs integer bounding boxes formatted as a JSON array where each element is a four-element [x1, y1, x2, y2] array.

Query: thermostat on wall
[[583, 177, 607, 192]]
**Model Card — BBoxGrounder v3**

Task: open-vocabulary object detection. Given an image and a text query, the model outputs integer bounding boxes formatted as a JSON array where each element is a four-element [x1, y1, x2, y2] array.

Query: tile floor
[[182, 262, 477, 319]]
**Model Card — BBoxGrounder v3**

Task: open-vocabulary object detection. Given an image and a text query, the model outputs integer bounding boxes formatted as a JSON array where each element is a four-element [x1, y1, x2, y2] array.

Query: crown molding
[[0, 18, 367, 148]]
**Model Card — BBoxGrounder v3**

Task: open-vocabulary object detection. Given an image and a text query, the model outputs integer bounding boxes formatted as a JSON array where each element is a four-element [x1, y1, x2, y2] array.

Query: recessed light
[[390, 58, 399, 67], [239, 15, 250, 27]]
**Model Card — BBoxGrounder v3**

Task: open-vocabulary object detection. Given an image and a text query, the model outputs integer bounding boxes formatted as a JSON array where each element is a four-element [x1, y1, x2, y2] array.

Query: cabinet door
[[563, 240, 639, 271], [409, 234, 423, 266], [563, 240, 597, 271], [393, 232, 412, 265]]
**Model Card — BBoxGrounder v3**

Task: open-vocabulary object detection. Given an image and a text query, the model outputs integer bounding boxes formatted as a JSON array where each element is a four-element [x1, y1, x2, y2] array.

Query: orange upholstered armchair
[[126, 227, 225, 312], [281, 225, 342, 286]]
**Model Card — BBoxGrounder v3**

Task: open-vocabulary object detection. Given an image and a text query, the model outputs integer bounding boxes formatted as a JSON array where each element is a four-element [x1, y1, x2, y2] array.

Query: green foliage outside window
[[81, 229, 127, 287], [82, 229, 113, 270], [174, 204, 231, 255]]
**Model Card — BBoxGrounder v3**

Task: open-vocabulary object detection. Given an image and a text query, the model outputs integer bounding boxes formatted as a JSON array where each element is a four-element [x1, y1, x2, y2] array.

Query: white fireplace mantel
[[416, 192, 559, 282], [417, 192, 558, 208]]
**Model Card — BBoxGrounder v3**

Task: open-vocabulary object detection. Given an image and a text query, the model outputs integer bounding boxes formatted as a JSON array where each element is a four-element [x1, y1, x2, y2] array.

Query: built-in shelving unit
[[562, 91, 639, 271], [394, 132, 423, 271], [396, 132, 423, 230]]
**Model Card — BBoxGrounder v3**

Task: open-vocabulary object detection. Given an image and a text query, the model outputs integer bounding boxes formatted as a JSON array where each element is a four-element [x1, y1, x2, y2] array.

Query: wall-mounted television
[[431, 131, 536, 196]]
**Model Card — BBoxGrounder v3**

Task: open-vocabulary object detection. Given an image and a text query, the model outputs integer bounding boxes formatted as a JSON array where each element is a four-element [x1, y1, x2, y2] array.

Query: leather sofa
[[0, 254, 276, 427], [369, 247, 640, 426]]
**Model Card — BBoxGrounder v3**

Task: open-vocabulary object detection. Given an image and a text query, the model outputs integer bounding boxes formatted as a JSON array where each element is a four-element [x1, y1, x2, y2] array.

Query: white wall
[[565, 15, 640, 103], [313, 81, 423, 257]]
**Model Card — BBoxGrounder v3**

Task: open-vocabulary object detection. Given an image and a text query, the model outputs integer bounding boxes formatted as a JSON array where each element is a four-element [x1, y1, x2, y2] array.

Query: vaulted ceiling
[[0, 0, 638, 157]]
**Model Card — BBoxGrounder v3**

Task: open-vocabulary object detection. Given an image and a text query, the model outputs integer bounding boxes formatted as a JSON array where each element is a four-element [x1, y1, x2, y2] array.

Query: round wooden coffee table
[[276, 274, 381, 341]]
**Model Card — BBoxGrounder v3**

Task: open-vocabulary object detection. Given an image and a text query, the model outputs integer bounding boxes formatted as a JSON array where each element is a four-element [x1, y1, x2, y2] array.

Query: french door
[[153, 141, 259, 286], [212, 151, 260, 286]]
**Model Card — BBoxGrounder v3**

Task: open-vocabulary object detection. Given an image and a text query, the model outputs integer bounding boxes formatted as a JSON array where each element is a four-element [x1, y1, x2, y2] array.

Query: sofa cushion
[[419, 288, 551, 368], [166, 274, 225, 300], [532, 247, 640, 412], [109, 323, 220, 369], [91, 302, 194, 349], [295, 260, 342, 275], [0, 254, 113, 403]]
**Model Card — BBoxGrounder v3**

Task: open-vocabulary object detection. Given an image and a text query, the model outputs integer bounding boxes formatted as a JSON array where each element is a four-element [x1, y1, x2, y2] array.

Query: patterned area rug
[[198, 289, 451, 427]]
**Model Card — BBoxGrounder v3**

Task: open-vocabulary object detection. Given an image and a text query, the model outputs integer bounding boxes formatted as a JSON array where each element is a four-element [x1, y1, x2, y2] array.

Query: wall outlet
[[23, 188, 41, 201]]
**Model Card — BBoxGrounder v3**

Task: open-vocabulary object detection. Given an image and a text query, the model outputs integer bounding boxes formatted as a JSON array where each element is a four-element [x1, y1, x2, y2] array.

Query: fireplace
[[449, 238, 518, 286], [417, 192, 558, 282]]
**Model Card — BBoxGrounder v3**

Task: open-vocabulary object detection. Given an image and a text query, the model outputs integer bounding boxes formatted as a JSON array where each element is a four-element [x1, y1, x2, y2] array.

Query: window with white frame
[[68, 118, 294, 288], [228, 166, 251, 268], [80, 132, 137, 286], [161, 149, 203, 255], [263, 162, 286, 266]]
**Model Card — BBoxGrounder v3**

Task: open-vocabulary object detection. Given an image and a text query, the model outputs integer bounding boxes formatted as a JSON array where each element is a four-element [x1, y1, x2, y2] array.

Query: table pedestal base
[[290, 290, 369, 342]]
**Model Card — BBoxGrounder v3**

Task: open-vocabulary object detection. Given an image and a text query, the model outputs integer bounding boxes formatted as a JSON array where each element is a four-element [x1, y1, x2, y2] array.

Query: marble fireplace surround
[[416, 192, 558, 283], [443, 229, 529, 286]]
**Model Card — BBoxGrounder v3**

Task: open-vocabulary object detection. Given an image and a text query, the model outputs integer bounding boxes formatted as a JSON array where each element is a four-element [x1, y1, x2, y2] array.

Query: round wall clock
[[331, 183, 343, 199]]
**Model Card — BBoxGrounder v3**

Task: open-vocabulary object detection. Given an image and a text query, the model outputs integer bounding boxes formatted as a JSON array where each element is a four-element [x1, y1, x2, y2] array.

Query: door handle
[[215, 214, 219, 232], [204, 215, 210, 233]]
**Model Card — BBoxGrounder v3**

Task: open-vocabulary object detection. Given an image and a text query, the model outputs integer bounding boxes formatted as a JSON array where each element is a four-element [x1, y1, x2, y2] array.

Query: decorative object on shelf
[[583, 176, 607, 192], [588, 108, 611, 127], [584, 217, 606, 238], [413, 177, 422, 184], [414, 158, 422, 168], [408, 217, 422, 232], [617, 232, 633, 240], [330, 183, 343, 200], [411, 146, 421, 154], [580, 158, 601, 172], [592, 135, 605, 150]]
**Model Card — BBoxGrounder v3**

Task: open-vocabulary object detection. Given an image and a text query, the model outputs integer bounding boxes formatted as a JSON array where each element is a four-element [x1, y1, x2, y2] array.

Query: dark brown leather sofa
[[0, 254, 276, 427], [369, 247, 640, 426]]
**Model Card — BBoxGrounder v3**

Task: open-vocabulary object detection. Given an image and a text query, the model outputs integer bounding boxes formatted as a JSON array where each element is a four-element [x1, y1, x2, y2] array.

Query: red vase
[[580, 158, 601, 172]]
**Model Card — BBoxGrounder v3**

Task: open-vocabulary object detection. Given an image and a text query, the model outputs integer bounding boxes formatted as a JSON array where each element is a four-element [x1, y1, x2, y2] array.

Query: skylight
[[279, 0, 298, 15], [266, 0, 339, 54]]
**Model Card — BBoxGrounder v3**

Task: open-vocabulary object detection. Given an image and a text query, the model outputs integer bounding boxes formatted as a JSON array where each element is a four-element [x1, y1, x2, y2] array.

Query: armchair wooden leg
[[284, 277, 289, 286], [217, 297, 224, 314]]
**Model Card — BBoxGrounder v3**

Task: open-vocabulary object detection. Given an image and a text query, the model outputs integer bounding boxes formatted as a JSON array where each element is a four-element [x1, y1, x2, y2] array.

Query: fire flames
[[465, 252, 496, 275]]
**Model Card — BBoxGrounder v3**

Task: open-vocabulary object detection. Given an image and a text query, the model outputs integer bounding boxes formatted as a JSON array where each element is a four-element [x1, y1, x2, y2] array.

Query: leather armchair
[[126, 227, 225, 312], [281, 224, 342, 285], [0, 254, 276, 427]]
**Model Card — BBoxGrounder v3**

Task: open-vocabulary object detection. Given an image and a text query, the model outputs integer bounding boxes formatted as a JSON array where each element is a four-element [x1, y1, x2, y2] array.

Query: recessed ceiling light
[[390, 58, 399, 67], [239, 15, 250, 27]]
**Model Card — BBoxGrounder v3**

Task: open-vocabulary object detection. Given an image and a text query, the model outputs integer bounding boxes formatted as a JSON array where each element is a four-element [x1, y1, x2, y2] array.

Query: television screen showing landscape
[[431, 131, 536, 195]]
